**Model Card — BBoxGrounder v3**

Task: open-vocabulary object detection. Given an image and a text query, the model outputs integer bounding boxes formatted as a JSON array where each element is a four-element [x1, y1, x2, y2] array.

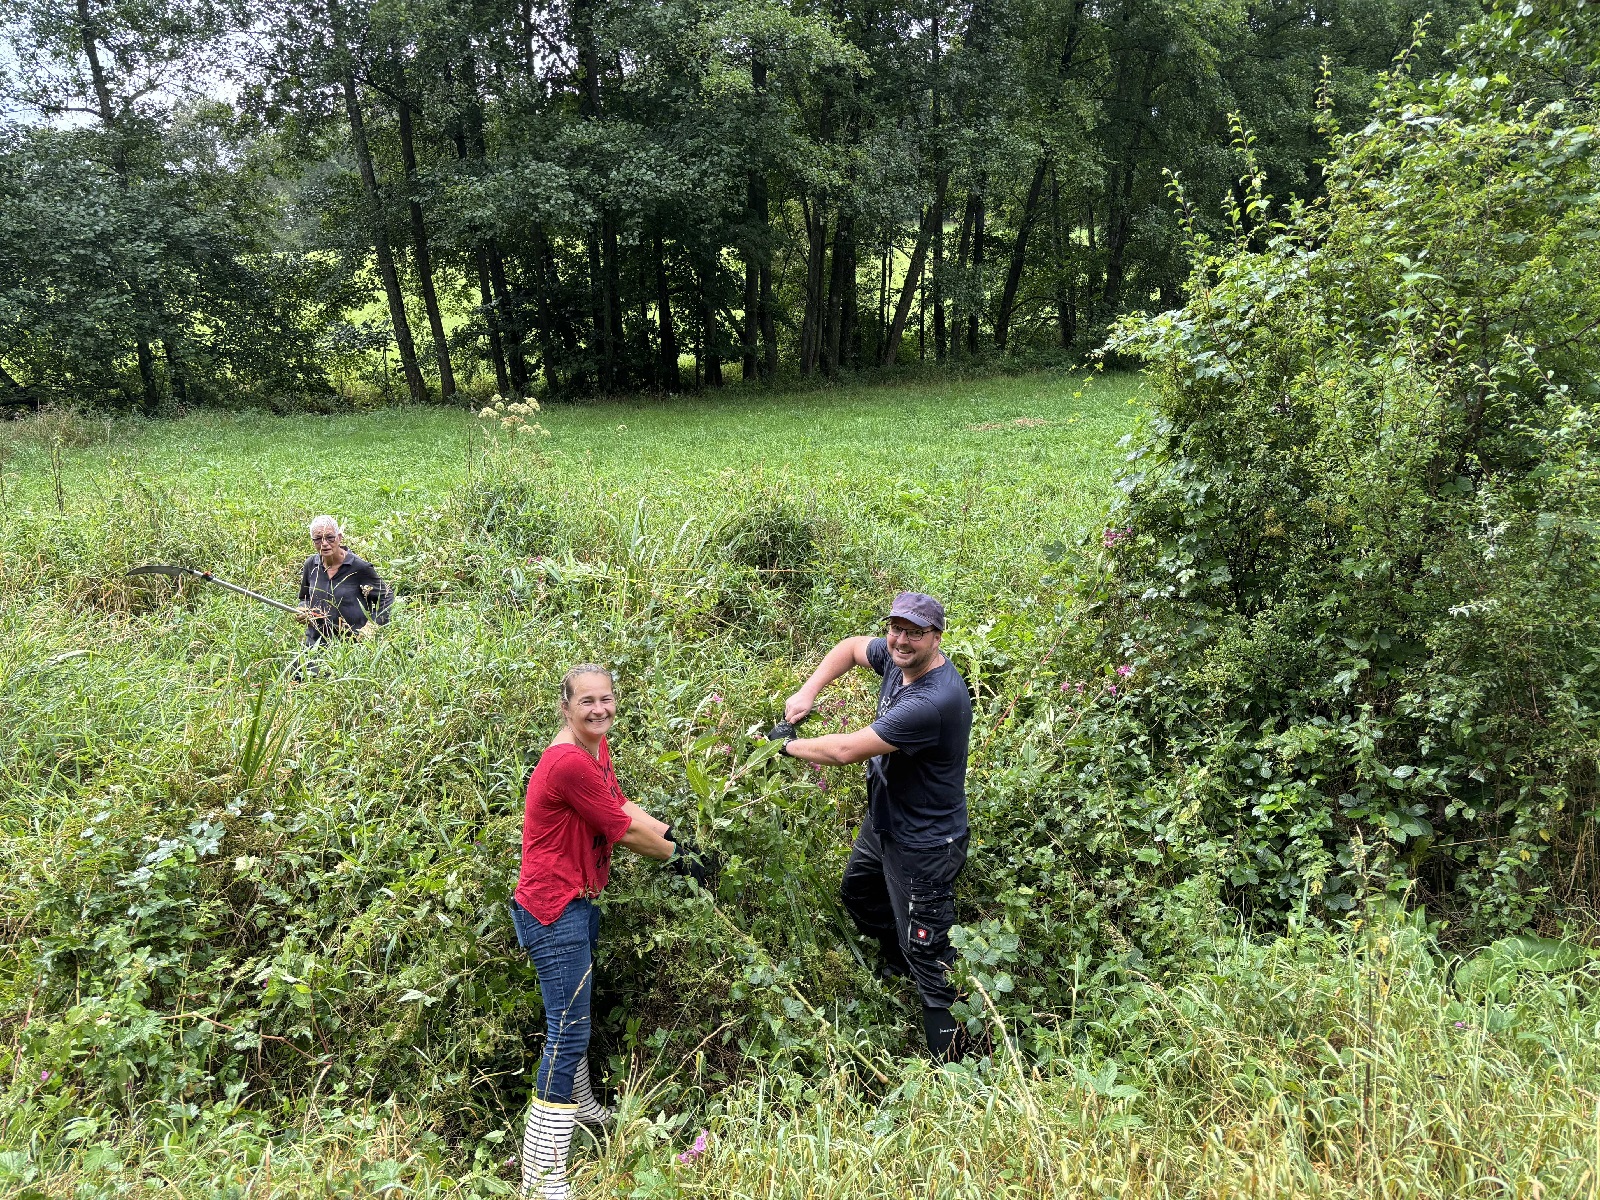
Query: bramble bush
[[1076, 0, 1600, 937]]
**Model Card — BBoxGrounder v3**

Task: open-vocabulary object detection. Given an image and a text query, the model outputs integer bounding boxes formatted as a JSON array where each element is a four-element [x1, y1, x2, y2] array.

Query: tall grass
[[2, 371, 1596, 1197], [3, 919, 1595, 1197]]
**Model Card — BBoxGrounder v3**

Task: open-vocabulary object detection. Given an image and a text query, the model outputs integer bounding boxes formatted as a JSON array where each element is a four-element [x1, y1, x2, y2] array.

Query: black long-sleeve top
[[298, 552, 394, 647]]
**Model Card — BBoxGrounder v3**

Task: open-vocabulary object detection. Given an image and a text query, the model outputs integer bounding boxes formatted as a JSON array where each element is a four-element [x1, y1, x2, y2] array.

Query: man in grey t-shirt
[[768, 592, 973, 1058]]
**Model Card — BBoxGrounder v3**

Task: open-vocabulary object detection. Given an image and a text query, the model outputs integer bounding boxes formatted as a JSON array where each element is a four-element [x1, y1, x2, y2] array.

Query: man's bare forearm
[[785, 728, 892, 766], [786, 636, 873, 722]]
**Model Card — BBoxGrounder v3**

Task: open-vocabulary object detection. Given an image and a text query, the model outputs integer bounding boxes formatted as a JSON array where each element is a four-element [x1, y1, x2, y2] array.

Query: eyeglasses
[[886, 622, 934, 641], [311, 533, 339, 544]]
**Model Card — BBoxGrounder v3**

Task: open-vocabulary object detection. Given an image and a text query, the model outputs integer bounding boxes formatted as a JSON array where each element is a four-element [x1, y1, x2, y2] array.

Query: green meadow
[[2, 371, 1597, 1198]]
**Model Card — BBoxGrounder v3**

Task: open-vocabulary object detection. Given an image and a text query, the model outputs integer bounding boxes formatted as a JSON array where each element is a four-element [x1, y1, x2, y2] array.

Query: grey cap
[[888, 592, 946, 631]]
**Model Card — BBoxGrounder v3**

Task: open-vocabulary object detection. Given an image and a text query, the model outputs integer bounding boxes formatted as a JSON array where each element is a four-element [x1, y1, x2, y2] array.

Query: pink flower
[[708, 694, 724, 705], [40, 1070, 50, 1082], [1074, 682, 1086, 693], [1106, 684, 1118, 696], [1060, 680, 1071, 693], [1116, 664, 1134, 678], [677, 1129, 709, 1164]]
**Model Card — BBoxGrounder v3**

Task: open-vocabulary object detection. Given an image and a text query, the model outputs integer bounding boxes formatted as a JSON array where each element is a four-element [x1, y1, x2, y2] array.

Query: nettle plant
[[1087, 1, 1600, 936]]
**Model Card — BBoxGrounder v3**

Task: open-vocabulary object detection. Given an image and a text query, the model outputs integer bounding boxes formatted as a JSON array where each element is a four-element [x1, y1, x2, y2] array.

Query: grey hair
[[309, 515, 343, 537], [560, 663, 615, 703]]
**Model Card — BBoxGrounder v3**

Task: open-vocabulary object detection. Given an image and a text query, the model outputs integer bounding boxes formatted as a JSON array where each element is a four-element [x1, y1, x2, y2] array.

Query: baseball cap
[[887, 592, 946, 631]]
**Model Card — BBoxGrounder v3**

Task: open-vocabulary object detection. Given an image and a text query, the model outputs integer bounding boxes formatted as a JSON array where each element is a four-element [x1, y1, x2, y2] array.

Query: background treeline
[[0, 0, 1472, 412]]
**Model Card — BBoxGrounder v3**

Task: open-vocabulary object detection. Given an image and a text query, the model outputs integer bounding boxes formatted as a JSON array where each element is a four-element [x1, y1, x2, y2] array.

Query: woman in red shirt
[[513, 664, 707, 1199]]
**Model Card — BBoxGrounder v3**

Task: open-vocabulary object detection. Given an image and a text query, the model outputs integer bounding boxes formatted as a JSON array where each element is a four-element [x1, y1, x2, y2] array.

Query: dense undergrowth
[[5, 5, 1600, 1194]]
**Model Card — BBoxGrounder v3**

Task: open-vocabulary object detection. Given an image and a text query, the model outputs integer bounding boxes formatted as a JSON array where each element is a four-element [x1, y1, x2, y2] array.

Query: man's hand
[[355, 622, 379, 640], [291, 605, 318, 625], [766, 720, 799, 754], [784, 691, 815, 724]]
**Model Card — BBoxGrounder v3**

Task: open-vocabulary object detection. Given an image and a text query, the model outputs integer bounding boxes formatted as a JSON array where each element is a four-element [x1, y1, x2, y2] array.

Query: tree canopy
[[1, 0, 1474, 410]]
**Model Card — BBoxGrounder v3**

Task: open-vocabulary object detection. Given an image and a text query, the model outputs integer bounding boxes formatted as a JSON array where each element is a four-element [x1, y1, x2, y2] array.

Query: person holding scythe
[[767, 592, 973, 1060], [294, 515, 394, 648]]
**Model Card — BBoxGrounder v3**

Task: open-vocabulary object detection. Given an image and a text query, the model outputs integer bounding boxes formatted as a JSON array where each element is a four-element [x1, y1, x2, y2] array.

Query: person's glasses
[[886, 622, 933, 641], [311, 533, 339, 544]]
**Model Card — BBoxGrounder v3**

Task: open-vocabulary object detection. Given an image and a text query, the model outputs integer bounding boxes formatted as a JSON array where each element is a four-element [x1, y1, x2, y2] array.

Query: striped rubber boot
[[520, 1099, 577, 1199], [572, 1058, 612, 1130]]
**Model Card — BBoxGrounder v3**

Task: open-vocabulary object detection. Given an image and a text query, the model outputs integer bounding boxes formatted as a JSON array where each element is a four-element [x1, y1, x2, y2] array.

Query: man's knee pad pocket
[[903, 882, 956, 955]]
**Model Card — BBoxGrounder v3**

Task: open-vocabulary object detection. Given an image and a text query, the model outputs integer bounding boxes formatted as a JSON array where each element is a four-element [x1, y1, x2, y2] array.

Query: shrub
[[1086, 0, 1600, 937]]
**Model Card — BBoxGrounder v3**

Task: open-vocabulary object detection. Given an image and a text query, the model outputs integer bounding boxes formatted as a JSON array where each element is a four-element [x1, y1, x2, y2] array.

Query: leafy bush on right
[[1085, 1, 1600, 937]]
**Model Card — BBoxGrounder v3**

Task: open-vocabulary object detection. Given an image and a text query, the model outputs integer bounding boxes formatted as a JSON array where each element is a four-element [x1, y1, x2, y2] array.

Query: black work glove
[[663, 828, 718, 888], [766, 720, 799, 754]]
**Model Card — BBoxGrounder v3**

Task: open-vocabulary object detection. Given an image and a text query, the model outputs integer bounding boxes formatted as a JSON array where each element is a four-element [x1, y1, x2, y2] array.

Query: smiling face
[[560, 672, 617, 745], [885, 619, 943, 678]]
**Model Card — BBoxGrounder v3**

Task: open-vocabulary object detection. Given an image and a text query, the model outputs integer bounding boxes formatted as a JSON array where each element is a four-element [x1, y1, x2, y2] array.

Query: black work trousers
[[840, 820, 968, 1009]]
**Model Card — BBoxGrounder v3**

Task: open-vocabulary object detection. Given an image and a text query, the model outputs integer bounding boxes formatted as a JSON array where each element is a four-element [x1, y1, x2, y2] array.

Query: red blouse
[[514, 739, 633, 925]]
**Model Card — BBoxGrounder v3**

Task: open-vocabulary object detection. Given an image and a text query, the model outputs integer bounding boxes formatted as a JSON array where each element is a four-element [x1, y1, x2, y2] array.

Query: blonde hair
[[559, 664, 614, 704]]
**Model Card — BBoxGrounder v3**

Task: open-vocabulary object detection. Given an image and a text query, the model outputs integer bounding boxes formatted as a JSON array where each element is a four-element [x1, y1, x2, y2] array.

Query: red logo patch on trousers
[[912, 926, 930, 943]]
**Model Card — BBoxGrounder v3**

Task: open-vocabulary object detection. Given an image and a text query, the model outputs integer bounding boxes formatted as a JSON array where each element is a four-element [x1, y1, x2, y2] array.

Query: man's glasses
[[886, 622, 933, 641], [311, 533, 339, 544]]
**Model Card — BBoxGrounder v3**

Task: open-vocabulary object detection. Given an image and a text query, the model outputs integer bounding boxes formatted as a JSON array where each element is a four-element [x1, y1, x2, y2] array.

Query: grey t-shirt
[[865, 637, 972, 848]]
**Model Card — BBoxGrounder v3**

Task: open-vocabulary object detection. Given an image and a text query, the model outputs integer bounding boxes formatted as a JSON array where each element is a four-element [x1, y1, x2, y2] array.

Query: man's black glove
[[663, 828, 718, 888], [766, 720, 799, 753]]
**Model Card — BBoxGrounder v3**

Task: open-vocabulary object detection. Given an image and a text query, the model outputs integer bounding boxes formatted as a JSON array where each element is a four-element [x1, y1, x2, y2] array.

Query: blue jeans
[[511, 898, 600, 1104]]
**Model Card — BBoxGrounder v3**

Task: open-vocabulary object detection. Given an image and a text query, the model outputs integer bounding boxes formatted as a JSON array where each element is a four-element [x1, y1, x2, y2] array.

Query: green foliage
[[0, 373, 1135, 1161], [1091, 1, 1600, 936], [1, 0, 1481, 405]]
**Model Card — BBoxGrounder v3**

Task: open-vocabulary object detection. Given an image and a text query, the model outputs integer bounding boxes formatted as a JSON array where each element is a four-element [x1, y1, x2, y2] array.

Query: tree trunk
[[587, 230, 611, 393], [77, 0, 162, 414], [488, 242, 530, 394], [1102, 158, 1136, 308], [1051, 167, 1075, 351], [654, 234, 679, 389], [476, 248, 510, 394], [759, 259, 776, 381], [932, 192, 947, 362], [883, 243, 896, 356], [636, 260, 657, 390], [604, 214, 625, 390], [800, 199, 827, 376], [395, 87, 455, 399], [700, 258, 723, 387], [754, 178, 777, 380], [342, 72, 427, 404], [843, 238, 860, 368], [880, 173, 949, 367], [450, 58, 513, 395], [529, 226, 565, 392], [968, 186, 986, 355], [824, 211, 854, 375], [742, 251, 759, 382], [930, 4, 946, 363], [995, 156, 1050, 350], [953, 192, 976, 359], [162, 332, 188, 408]]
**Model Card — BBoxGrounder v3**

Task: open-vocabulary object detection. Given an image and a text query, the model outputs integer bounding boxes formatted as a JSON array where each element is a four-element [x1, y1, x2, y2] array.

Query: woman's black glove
[[766, 720, 799, 753], [663, 827, 718, 888]]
